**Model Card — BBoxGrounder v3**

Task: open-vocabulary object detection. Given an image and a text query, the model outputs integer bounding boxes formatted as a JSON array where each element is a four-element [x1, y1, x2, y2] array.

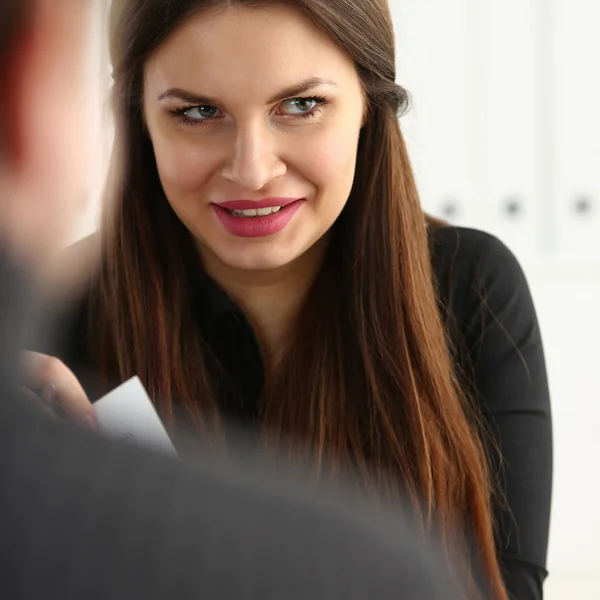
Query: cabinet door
[[393, 0, 483, 228], [477, 0, 541, 261], [551, 0, 600, 261]]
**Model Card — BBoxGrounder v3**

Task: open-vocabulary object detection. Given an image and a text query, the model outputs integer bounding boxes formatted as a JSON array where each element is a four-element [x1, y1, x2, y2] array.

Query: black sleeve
[[432, 227, 553, 600]]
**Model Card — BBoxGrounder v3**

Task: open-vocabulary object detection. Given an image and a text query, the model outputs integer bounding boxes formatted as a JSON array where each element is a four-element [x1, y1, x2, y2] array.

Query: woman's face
[[143, 3, 366, 272]]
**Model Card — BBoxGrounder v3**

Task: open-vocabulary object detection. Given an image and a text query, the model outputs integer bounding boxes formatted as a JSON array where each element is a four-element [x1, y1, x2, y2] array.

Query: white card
[[94, 376, 178, 457]]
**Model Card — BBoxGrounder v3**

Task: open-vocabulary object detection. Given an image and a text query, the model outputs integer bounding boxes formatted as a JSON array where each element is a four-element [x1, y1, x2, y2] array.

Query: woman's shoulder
[[428, 224, 520, 273], [428, 225, 529, 313]]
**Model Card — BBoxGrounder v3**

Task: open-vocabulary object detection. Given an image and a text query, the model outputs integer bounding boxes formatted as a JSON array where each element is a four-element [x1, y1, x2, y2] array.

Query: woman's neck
[[201, 240, 327, 368]]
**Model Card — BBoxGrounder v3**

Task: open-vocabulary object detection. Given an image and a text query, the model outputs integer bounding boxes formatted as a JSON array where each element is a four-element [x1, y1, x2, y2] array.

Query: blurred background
[[78, 1, 600, 598]]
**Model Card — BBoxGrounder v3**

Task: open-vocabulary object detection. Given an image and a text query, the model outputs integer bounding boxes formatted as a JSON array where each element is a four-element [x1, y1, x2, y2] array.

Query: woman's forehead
[[143, 3, 357, 97]]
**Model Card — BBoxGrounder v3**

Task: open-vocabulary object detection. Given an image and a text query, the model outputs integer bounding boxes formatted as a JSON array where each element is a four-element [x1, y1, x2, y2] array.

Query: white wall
[[80, 2, 600, 597]]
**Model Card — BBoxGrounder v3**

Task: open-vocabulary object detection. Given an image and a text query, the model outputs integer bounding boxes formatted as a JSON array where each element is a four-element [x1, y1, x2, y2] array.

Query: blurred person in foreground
[[0, 1, 466, 599]]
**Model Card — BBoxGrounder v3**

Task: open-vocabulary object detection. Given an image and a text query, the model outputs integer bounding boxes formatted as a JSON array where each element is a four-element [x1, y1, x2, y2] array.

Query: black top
[[1, 255, 464, 600], [40, 226, 553, 600]]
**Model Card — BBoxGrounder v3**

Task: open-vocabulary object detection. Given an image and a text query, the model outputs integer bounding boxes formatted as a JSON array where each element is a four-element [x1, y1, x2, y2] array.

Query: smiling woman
[[141, 7, 366, 274], [37, 1, 552, 599]]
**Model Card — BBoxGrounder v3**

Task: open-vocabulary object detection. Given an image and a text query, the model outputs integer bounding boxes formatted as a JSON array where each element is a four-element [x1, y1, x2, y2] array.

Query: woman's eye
[[183, 105, 220, 120], [171, 96, 325, 126], [280, 98, 318, 115]]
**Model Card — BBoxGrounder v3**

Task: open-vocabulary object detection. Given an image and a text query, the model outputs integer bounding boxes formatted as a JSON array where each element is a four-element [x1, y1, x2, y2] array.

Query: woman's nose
[[220, 122, 287, 191]]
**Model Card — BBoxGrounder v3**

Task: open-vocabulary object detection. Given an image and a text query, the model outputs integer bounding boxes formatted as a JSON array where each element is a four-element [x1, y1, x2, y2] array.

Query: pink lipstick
[[212, 197, 304, 238]]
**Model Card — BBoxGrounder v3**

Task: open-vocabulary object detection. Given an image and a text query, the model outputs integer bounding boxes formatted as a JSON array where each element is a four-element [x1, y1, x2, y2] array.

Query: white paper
[[94, 376, 178, 457]]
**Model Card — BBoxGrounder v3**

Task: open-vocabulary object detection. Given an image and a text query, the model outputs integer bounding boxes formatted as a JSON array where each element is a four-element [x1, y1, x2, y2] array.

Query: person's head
[[97, 2, 507, 598], [0, 0, 96, 276], [141, 2, 369, 276], [109, 0, 406, 280]]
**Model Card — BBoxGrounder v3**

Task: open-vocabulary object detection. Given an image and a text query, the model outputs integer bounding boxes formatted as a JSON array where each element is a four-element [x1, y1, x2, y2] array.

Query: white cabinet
[[395, 0, 544, 258], [392, 0, 600, 264]]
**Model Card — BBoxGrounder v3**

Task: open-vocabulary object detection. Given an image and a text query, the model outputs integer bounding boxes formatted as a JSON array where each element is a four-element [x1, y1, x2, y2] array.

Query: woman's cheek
[[303, 126, 361, 191], [154, 137, 213, 194]]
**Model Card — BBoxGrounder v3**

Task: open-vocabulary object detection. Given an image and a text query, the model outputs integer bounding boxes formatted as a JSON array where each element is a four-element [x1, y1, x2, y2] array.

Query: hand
[[20, 351, 98, 431]]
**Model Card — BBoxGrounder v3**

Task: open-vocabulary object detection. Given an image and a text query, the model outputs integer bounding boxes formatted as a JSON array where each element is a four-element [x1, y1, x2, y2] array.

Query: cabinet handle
[[504, 197, 523, 218], [441, 200, 459, 218], [573, 196, 593, 216]]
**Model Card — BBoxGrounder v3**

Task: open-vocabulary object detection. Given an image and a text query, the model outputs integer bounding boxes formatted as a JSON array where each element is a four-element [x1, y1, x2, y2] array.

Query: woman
[[29, 1, 552, 598]]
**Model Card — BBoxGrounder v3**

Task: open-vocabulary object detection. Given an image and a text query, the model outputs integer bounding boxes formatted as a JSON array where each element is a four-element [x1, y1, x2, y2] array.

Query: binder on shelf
[[394, 0, 479, 228], [551, 0, 600, 262], [477, 0, 541, 263]]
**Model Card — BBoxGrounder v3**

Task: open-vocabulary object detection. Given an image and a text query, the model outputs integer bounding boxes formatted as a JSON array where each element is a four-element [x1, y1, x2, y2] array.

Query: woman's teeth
[[229, 206, 283, 218]]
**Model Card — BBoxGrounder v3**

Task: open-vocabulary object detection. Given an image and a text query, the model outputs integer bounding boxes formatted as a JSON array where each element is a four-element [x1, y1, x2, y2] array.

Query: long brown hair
[[94, 1, 507, 597]]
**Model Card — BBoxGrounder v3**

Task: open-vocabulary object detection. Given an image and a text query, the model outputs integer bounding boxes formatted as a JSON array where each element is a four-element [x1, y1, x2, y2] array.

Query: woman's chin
[[221, 255, 295, 273], [209, 245, 299, 274]]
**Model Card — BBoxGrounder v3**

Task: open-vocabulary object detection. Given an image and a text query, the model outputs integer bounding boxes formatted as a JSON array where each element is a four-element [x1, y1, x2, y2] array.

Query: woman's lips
[[214, 197, 301, 210], [212, 198, 305, 238]]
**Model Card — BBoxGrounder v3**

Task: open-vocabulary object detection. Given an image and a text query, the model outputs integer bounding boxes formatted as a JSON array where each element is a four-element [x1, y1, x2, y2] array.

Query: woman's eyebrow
[[266, 77, 337, 103], [157, 88, 216, 104], [156, 77, 337, 105]]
